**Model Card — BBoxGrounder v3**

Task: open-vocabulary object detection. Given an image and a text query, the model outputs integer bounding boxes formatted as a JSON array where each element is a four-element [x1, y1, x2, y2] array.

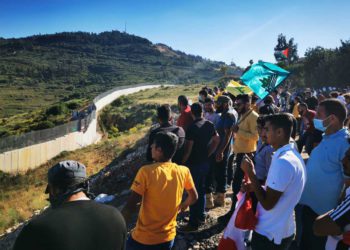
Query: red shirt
[[302, 109, 316, 133], [176, 106, 194, 131]]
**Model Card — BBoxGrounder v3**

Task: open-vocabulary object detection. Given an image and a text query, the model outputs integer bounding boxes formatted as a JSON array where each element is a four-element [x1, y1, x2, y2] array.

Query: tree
[[219, 65, 228, 76], [274, 34, 299, 64]]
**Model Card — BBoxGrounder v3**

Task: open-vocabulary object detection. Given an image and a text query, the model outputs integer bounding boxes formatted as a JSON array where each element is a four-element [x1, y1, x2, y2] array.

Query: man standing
[[203, 97, 221, 208], [297, 102, 322, 155], [180, 103, 220, 232], [292, 96, 301, 134], [213, 95, 238, 207], [147, 104, 185, 164], [219, 94, 258, 224], [241, 113, 306, 250], [14, 160, 127, 250], [203, 97, 220, 127], [123, 132, 198, 249], [177, 95, 194, 131], [299, 99, 350, 250], [313, 147, 350, 249], [304, 90, 318, 111]]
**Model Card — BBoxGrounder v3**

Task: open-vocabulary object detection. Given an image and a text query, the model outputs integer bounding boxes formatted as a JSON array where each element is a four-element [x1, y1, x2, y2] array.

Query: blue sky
[[0, 0, 349, 67]]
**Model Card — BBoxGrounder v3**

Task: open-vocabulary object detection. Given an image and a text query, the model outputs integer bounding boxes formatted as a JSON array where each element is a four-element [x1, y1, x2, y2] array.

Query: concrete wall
[[0, 84, 160, 173]]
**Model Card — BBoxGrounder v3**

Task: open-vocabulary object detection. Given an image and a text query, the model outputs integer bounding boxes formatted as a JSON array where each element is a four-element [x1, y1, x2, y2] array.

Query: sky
[[0, 0, 349, 67]]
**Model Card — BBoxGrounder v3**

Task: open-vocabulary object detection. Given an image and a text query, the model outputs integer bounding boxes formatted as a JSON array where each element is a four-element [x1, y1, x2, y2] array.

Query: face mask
[[313, 116, 330, 132]]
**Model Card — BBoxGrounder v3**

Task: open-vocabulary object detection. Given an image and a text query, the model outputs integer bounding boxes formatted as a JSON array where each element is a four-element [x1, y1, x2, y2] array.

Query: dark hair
[[157, 104, 171, 123], [252, 94, 259, 103], [294, 96, 301, 102], [236, 94, 251, 104], [178, 95, 189, 106], [154, 132, 178, 160], [264, 95, 273, 105], [204, 97, 214, 104], [224, 92, 236, 103], [319, 99, 347, 123], [199, 90, 208, 97], [259, 105, 275, 115], [264, 113, 294, 139], [299, 102, 308, 109], [330, 91, 339, 98], [191, 103, 202, 118]]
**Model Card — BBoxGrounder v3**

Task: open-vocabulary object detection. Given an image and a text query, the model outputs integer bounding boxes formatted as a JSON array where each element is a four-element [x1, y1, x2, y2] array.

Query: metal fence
[[0, 82, 161, 154], [0, 111, 96, 154]]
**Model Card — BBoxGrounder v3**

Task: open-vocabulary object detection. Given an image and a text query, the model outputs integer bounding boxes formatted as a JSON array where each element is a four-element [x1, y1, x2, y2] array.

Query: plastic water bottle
[[94, 193, 115, 203]]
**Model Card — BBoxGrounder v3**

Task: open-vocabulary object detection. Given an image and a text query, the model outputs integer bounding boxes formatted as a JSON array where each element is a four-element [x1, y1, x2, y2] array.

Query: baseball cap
[[45, 160, 87, 193]]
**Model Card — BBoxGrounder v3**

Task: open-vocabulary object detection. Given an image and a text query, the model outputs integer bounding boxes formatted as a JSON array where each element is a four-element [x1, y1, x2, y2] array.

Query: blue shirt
[[216, 108, 237, 155], [254, 139, 274, 181], [300, 128, 350, 215]]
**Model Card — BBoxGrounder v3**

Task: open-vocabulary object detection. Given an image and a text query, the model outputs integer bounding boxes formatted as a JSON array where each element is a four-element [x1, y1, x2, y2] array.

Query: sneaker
[[214, 192, 226, 207], [205, 193, 215, 209], [177, 223, 199, 233], [217, 210, 233, 225]]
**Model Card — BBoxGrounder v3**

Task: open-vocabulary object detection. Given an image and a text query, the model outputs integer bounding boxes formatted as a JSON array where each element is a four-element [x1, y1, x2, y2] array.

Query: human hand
[[241, 178, 253, 193], [241, 155, 255, 176], [216, 151, 224, 162], [178, 202, 189, 213], [233, 125, 239, 133]]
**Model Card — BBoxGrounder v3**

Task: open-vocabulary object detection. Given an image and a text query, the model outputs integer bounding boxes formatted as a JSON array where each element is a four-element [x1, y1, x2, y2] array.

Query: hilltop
[[0, 30, 229, 119]]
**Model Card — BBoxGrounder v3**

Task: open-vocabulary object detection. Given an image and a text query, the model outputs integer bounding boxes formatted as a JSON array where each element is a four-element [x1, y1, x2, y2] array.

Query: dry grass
[[0, 84, 209, 233], [0, 127, 148, 233]]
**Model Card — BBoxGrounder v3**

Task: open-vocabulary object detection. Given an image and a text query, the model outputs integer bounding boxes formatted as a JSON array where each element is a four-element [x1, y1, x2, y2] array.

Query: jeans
[[300, 205, 327, 250], [126, 235, 174, 250], [230, 153, 246, 210], [189, 162, 209, 226], [214, 152, 230, 193], [205, 155, 216, 194], [252, 231, 294, 250]]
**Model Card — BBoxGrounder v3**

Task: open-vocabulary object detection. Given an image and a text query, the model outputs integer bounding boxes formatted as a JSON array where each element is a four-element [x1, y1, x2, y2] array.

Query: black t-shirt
[[13, 200, 127, 250], [259, 104, 277, 115], [146, 123, 185, 164], [185, 118, 216, 165], [305, 96, 318, 111]]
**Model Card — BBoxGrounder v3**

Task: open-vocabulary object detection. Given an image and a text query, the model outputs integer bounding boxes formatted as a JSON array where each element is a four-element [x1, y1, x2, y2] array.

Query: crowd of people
[[13, 85, 350, 250]]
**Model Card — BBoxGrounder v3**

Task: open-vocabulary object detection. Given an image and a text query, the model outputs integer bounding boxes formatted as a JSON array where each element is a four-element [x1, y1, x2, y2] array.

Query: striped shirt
[[330, 195, 350, 230], [326, 188, 350, 250]]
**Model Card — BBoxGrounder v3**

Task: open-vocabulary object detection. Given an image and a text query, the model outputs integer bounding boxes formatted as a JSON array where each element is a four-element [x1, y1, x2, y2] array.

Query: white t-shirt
[[255, 144, 306, 244]]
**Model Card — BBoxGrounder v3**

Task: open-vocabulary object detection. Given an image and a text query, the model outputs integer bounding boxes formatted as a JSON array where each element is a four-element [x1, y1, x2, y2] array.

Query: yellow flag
[[226, 80, 252, 96]]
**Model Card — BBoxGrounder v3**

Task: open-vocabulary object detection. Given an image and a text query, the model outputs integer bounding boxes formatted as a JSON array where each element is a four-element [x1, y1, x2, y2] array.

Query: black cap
[[45, 160, 87, 193]]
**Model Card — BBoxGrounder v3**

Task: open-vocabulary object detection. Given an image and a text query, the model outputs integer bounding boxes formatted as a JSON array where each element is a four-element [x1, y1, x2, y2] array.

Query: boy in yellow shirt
[[122, 132, 198, 250]]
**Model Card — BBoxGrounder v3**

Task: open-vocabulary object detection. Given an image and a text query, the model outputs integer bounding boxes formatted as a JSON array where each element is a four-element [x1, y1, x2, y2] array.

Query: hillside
[[0, 85, 199, 234], [0, 31, 226, 119]]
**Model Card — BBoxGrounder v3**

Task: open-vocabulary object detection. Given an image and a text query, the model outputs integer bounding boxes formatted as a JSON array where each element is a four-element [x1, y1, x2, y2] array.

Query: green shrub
[[46, 104, 68, 116], [32, 120, 55, 130], [66, 101, 80, 110]]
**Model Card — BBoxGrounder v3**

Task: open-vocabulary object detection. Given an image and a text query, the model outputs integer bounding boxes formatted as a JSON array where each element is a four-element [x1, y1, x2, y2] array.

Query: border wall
[[0, 83, 161, 173]]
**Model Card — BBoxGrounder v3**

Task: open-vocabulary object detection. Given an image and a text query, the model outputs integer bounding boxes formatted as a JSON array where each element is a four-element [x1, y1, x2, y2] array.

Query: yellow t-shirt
[[233, 110, 259, 154], [292, 103, 300, 118], [131, 162, 195, 245]]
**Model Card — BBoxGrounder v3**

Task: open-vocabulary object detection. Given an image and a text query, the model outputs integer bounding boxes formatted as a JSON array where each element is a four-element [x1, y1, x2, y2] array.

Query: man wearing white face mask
[[299, 99, 350, 250]]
